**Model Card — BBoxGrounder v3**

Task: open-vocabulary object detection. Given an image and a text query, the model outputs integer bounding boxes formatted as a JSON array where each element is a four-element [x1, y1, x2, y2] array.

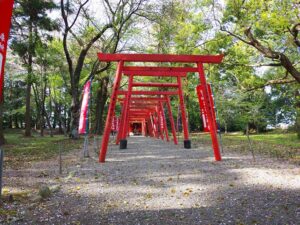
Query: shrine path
[[4, 136, 300, 225]]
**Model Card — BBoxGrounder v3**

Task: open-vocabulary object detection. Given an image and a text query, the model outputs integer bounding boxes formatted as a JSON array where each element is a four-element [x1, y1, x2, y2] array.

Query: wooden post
[[197, 63, 221, 161], [160, 101, 169, 142], [99, 61, 124, 162], [177, 76, 191, 148], [166, 96, 178, 145]]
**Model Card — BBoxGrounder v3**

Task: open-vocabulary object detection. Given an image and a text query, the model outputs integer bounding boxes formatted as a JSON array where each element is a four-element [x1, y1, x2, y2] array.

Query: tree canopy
[[1, 0, 299, 142]]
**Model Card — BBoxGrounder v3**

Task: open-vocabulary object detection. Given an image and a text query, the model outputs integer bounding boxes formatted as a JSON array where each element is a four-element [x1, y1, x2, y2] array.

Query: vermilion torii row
[[97, 53, 223, 163], [116, 96, 176, 144], [114, 75, 189, 149]]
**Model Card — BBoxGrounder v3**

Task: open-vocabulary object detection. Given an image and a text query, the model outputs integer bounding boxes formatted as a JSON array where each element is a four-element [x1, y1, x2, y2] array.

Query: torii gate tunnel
[[97, 53, 223, 163]]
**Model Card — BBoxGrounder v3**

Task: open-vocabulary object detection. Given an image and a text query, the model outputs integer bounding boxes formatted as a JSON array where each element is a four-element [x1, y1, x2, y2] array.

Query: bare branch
[[69, 29, 84, 46], [223, 26, 300, 83], [220, 27, 252, 45], [68, 0, 90, 31], [60, 0, 74, 79], [223, 62, 282, 67], [247, 71, 297, 91]]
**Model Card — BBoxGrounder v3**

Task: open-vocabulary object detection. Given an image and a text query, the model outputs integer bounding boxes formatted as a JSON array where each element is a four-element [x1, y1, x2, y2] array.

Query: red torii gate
[[118, 96, 178, 144], [97, 53, 223, 163]]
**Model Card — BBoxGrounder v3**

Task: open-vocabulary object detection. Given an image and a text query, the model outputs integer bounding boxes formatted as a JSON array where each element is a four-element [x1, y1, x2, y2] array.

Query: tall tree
[[60, 0, 145, 137], [205, 0, 300, 136], [11, 0, 58, 136]]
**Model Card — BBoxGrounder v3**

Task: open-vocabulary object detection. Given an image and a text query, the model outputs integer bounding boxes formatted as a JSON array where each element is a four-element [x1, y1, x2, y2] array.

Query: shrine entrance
[[97, 53, 223, 163], [130, 122, 142, 136]]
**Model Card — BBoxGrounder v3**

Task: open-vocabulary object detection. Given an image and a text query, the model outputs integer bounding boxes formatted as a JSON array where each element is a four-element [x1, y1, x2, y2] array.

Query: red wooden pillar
[[116, 102, 126, 144], [166, 96, 178, 145], [160, 101, 169, 142], [148, 115, 152, 137], [150, 113, 155, 137], [197, 63, 221, 161], [120, 75, 134, 149], [99, 61, 124, 162], [177, 76, 191, 148], [142, 119, 146, 136], [157, 106, 164, 140], [146, 118, 150, 137], [153, 113, 159, 138], [150, 116, 155, 137], [156, 111, 160, 139]]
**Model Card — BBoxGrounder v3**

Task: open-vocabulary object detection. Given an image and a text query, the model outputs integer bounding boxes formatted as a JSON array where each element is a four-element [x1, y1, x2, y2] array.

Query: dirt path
[[2, 136, 300, 225]]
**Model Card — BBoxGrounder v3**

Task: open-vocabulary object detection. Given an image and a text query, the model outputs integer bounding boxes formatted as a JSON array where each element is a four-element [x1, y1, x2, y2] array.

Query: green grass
[[1, 129, 82, 165], [188, 131, 300, 162]]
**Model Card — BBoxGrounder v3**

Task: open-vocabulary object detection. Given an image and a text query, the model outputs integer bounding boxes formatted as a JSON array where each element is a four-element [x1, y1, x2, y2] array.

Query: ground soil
[[1, 136, 300, 225]]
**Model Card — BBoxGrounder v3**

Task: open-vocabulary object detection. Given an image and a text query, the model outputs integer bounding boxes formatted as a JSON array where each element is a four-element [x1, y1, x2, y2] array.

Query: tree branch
[[224, 62, 282, 67], [68, 0, 90, 32], [247, 77, 296, 92], [223, 26, 300, 83], [288, 23, 300, 47]]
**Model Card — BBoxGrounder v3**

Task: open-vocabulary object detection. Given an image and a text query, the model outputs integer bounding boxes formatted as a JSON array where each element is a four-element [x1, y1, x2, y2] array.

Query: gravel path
[[3, 136, 300, 225]]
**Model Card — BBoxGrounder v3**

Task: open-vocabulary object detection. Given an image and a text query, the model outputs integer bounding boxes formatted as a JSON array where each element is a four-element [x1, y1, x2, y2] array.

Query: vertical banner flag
[[78, 80, 92, 134], [111, 116, 119, 132], [0, 0, 14, 102]]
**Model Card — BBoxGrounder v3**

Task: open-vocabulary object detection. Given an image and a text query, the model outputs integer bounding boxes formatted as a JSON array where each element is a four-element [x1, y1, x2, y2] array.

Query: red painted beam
[[123, 66, 198, 73], [129, 109, 153, 115], [129, 110, 153, 115], [129, 104, 159, 107], [132, 82, 179, 88], [130, 106, 157, 109], [117, 90, 178, 96], [130, 109, 157, 111], [124, 71, 187, 77], [118, 97, 167, 101], [129, 112, 154, 114], [98, 53, 224, 63]]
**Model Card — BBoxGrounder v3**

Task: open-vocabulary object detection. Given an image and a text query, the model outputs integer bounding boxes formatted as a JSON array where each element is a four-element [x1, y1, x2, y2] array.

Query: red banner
[[78, 80, 92, 134], [111, 116, 120, 132], [0, 0, 14, 102]]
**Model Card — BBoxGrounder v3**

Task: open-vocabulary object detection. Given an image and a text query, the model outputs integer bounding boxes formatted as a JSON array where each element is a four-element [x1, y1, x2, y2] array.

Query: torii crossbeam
[[97, 53, 223, 163]]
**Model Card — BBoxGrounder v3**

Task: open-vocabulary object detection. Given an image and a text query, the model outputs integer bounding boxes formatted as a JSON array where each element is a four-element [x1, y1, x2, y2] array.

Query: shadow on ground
[[4, 136, 300, 225]]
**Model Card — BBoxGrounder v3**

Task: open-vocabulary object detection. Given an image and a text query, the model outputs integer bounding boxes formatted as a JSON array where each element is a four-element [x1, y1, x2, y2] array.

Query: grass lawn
[[189, 131, 300, 163], [1, 129, 82, 166]]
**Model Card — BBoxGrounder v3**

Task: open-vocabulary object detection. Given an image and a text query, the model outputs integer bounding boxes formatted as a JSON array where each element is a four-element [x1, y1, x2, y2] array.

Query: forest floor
[[1, 135, 300, 225]]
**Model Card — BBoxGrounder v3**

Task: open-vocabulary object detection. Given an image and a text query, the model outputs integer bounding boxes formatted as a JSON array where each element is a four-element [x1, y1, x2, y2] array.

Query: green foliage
[[11, 0, 59, 61], [189, 131, 300, 161]]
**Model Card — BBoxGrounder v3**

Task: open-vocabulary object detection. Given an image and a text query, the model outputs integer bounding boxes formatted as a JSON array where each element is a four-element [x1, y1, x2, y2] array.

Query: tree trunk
[[24, 21, 33, 137], [0, 103, 6, 146], [94, 79, 104, 134], [94, 77, 109, 135], [296, 109, 300, 139], [24, 82, 32, 136], [66, 108, 71, 133], [57, 105, 64, 134], [70, 87, 80, 138], [44, 110, 53, 137], [14, 117, 19, 129], [295, 90, 300, 139], [8, 116, 12, 129], [40, 116, 44, 137]]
